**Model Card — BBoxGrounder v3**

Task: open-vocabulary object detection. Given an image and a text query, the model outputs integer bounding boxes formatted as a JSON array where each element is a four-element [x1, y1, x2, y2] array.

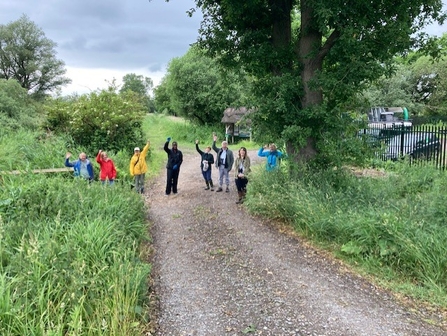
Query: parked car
[[384, 132, 440, 161]]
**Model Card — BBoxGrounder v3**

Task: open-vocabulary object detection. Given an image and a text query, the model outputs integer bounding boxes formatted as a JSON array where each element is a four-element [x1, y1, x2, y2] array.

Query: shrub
[[45, 89, 146, 153]]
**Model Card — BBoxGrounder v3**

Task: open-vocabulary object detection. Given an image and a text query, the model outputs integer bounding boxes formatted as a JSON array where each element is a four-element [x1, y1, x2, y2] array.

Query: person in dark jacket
[[195, 139, 215, 191], [164, 138, 183, 195], [212, 134, 234, 192], [64, 151, 94, 181]]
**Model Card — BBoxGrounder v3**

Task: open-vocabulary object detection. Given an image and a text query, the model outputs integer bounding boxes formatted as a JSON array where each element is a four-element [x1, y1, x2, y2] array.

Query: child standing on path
[[195, 140, 215, 191]]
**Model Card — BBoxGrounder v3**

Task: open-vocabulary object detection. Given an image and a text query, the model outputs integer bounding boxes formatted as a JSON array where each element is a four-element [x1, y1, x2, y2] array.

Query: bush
[[0, 79, 43, 133], [45, 89, 146, 153]]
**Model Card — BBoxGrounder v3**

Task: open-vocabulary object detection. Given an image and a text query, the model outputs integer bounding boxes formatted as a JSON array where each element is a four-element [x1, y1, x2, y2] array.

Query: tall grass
[[0, 129, 78, 171], [0, 175, 150, 335], [245, 162, 447, 308]]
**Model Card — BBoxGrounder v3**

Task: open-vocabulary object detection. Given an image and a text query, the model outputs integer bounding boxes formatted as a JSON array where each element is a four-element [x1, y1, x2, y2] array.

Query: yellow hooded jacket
[[129, 143, 150, 176]]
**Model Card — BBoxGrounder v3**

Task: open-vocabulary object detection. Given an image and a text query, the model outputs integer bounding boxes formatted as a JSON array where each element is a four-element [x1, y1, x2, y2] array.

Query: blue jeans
[[101, 179, 114, 186], [201, 168, 212, 181]]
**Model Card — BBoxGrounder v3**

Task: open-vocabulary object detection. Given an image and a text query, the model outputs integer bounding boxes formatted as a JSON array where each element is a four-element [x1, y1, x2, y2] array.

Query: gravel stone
[[146, 149, 447, 336]]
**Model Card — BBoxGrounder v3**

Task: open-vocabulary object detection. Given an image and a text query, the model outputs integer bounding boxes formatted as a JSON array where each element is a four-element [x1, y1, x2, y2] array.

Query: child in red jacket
[[96, 150, 117, 185]]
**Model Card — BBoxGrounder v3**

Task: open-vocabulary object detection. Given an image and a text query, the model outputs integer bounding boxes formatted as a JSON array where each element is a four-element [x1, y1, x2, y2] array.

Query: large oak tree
[[190, 0, 445, 163]]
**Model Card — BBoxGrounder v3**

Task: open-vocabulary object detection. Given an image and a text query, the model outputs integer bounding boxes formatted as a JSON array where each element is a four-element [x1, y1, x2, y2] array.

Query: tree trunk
[[294, 0, 325, 162], [270, 0, 293, 75]]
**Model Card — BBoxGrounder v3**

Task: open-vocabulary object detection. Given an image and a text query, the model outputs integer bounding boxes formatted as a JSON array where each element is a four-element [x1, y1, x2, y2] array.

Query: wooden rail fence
[[0, 167, 74, 175]]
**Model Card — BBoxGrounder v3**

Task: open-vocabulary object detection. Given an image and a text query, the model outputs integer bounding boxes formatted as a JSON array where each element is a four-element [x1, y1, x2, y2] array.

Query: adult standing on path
[[129, 140, 150, 194], [195, 140, 215, 191], [212, 134, 234, 192], [234, 146, 251, 204], [164, 137, 183, 195]]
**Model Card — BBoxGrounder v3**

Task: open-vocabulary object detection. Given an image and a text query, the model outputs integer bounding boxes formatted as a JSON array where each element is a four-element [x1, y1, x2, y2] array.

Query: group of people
[[64, 134, 283, 204], [64, 149, 117, 185], [64, 140, 151, 191], [194, 134, 284, 204]]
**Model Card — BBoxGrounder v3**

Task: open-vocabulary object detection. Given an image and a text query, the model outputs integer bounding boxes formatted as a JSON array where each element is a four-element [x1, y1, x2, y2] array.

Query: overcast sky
[[0, 1, 446, 96], [0, 0, 202, 95]]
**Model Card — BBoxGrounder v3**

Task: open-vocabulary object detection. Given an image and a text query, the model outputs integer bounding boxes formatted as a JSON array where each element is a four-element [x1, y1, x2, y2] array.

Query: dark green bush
[[45, 89, 146, 153]]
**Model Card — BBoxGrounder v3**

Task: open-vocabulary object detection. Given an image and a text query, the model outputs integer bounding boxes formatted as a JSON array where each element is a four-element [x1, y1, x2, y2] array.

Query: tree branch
[[316, 29, 341, 64]]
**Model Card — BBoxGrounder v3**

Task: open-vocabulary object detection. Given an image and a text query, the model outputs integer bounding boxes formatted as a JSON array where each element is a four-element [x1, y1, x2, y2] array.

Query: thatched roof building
[[221, 107, 252, 143], [221, 107, 252, 124]]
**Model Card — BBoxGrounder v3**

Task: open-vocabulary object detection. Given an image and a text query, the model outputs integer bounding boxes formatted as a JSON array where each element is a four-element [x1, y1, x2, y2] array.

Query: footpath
[[145, 148, 446, 336]]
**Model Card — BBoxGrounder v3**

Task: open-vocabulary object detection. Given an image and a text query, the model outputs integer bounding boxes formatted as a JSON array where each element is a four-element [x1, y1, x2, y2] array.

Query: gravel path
[[146, 148, 446, 336]]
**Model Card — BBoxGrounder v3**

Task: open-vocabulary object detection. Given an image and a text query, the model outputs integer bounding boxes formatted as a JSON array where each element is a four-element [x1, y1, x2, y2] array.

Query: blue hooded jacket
[[65, 158, 94, 180], [257, 148, 283, 171]]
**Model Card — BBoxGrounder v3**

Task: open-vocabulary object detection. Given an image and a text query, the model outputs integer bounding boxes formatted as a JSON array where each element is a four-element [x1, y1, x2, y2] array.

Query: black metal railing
[[358, 124, 447, 170]]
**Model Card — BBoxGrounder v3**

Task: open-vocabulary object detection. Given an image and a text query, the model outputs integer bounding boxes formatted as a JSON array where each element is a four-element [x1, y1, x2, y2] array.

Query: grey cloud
[[0, 0, 202, 72]]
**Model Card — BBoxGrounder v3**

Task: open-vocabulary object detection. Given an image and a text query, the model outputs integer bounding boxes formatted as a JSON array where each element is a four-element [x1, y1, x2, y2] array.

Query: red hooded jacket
[[96, 153, 117, 180]]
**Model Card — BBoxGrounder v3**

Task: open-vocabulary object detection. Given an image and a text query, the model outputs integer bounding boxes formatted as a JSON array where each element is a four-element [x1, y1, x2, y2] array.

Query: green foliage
[[0, 79, 43, 133], [0, 114, 233, 334], [0, 15, 70, 99], [155, 46, 252, 125], [194, 0, 445, 163], [359, 63, 422, 113], [153, 77, 173, 115], [358, 36, 447, 118], [120, 73, 153, 96], [0, 129, 75, 171], [120, 73, 155, 113], [408, 53, 447, 117], [142, 113, 220, 149], [44, 88, 146, 153], [0, 176, 150, 335], [245, 163, 447, 306]]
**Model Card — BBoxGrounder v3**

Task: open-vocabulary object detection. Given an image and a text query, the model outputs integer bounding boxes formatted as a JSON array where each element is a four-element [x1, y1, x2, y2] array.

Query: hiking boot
[[216, 187, 223, 192], [204, 181, 210, 190], [236, 191, 243, 204], [209, 180, 214, 191], [226, 186, 230, 192]]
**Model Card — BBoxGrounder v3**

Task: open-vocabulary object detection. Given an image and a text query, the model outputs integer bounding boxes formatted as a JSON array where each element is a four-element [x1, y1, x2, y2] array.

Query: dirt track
[[146, 148, 446, 336]]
